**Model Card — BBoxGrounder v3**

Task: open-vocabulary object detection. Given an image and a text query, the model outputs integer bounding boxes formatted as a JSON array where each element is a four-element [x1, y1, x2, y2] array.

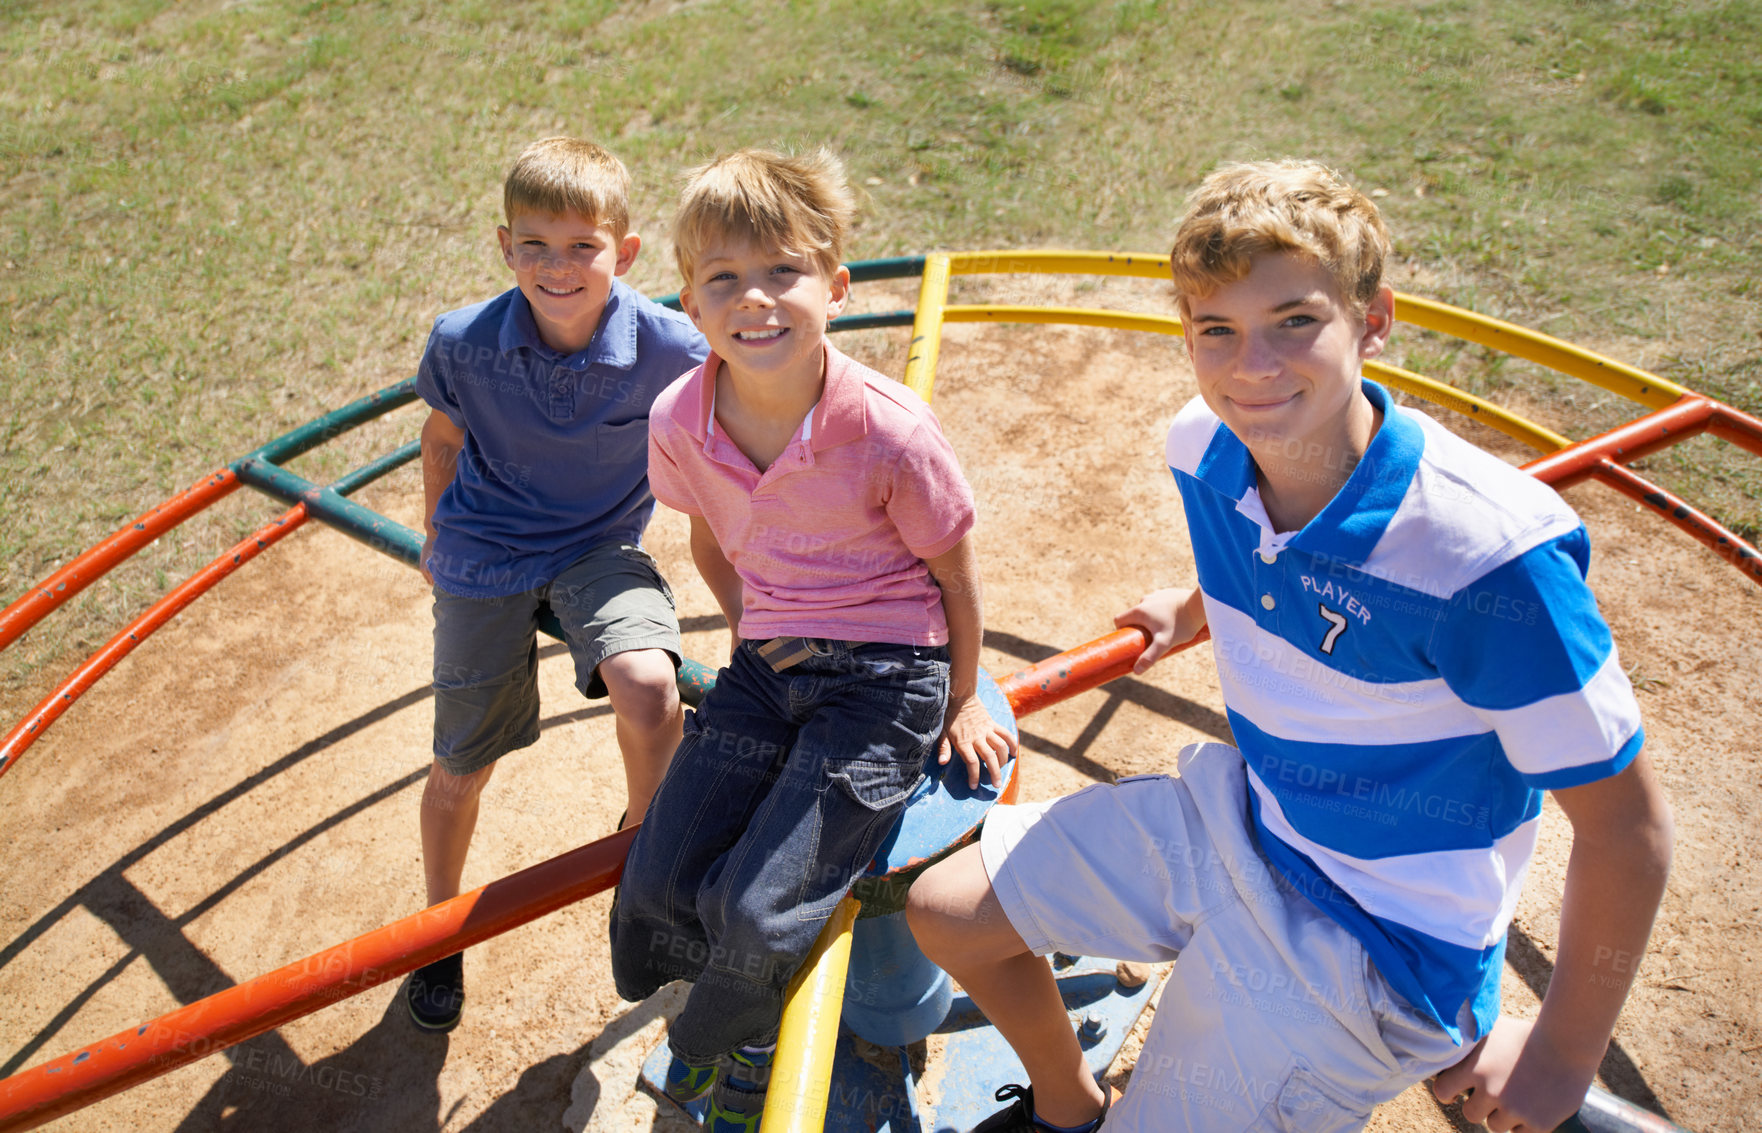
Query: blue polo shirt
[[1167, 380, 1643, 1041], [416, 280, 707, 598]]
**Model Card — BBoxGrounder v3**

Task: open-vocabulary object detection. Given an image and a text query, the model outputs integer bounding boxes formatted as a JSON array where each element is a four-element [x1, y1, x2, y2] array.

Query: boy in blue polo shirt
[[908, 160, 1674, 1133], [407, 137, 706, 1032]]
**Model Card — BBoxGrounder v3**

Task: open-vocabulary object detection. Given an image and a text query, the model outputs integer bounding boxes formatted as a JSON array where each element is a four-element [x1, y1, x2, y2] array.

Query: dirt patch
[[1, 302, 1756, 1132]]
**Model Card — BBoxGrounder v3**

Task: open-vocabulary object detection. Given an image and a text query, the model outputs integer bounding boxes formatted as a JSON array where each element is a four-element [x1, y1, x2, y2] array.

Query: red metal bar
[[1522, 396, 1713, 490], [998, 625, 1211, 719], [1511, 395, 1762, 589], [0, 828, 637, 1132], [1590, 460, 1762, 587], [1708, 401, 1762, 457], [0, 469, 239, 653], [0, 504, 308, 782]]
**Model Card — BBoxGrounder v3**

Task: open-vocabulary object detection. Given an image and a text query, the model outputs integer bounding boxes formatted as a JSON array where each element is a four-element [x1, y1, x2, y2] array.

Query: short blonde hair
[[672, 148, 854, 282], [1169, 160, 1390, 317], [503, 137, 631, 238]]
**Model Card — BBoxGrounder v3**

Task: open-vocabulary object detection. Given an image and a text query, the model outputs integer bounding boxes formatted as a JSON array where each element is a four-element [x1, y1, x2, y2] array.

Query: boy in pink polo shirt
[[609, 148, 1016, 1131]]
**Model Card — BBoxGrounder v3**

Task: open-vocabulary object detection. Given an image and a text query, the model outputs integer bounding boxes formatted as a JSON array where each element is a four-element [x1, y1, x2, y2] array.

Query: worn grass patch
[[2, 0, 1759, 703]]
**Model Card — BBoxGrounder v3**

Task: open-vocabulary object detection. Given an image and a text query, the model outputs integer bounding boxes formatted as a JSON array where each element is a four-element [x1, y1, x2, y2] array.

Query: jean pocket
[[822, 756, 921, 813], [867, 655, 949, 741]]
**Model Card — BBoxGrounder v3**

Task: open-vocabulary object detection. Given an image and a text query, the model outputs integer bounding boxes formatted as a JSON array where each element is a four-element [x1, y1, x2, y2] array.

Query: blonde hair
[[1169, 160, 1390, 316], [672, 148, 854, 281], [502, 137, 631, 237]]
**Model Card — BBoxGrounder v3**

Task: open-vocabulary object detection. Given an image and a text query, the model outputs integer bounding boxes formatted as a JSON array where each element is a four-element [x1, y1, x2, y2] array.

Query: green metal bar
[[236, 446, 717, 704], [234, 457, 423, 565], [241, 378, 418, 467], [330, 440, 422, 495], [652, 256, 931, 310], [828, 310, 915, 332], [847, 256, 930, 284]]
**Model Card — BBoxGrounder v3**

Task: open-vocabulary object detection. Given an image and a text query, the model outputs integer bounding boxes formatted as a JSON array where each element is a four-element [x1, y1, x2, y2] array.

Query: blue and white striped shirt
[[1168, 380, 1643, 1040]]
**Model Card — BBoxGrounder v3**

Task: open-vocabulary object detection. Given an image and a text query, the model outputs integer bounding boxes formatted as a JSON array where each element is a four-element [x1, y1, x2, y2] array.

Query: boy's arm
[[420, 410, 466, 585], [1433, 751, 1673, 1132], [1114, 586, 1208, 674], [925, 534, 1017, 789], [689, 515, 745, 653]]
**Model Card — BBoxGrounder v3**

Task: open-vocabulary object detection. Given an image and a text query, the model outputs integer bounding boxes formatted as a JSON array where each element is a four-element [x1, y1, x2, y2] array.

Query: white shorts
[[981, 742, 1475, 1133]]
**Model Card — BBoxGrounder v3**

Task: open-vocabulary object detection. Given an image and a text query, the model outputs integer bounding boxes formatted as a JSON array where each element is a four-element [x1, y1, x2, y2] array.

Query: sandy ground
[[1, 278, 1758, 1132]]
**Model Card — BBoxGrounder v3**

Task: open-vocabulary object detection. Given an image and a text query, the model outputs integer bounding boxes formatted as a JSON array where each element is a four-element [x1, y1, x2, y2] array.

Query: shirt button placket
[[1255, 545, 1279, 619], [550, 373, 572, 419]]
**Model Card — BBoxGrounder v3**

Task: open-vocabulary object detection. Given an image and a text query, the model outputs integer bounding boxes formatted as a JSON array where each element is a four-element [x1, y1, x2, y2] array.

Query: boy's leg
[[907, 844, 1106, 1128], [597, 648, 683, 824], [911, 766, 1242, 1131], [415, 583, 544, 1031], [548, 543, 684, 827], [938, 743, 1471, 1133], [425, 582, 545, 897], [669, 641, 946, 1064], [1104, 875, 1470, 1132], [421, 760, 499, 904], [608, 644, 796, 1010], [411, 759, 498, 1034]]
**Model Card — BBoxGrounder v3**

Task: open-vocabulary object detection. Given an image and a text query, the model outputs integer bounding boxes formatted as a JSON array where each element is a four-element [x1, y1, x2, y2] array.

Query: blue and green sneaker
[[705, 1044, 773, 1132], [663, 1055, 717, 1105]]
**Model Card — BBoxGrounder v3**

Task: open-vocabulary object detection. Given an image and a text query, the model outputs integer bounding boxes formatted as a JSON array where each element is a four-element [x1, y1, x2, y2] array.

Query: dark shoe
[[663, 1055, 717, 1105], [705, 1044, 773, 1131], [704, 1096, 763, 1132], [970, 1082, 1113, 1132], [406, 952, 464, 1032]]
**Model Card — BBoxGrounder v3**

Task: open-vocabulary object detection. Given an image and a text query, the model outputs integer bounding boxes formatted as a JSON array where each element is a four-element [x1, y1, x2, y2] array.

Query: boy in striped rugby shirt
[[909, 160, 1673, 1133]]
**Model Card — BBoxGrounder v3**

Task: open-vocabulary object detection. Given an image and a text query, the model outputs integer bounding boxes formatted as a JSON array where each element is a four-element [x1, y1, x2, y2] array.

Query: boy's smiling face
[[498, 208, 640, 354], [1180, 250, 1393, 471], [679, 237, 849, 389]]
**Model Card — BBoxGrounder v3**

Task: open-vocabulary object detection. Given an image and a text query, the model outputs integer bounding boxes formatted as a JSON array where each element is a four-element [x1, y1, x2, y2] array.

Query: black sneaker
[[970, 1082, 1113, 1132], [406, 952, 464, 1032]]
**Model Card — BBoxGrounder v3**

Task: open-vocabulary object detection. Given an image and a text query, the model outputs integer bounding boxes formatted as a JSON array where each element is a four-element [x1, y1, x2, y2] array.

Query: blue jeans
[[609, 638, 949, 1062]]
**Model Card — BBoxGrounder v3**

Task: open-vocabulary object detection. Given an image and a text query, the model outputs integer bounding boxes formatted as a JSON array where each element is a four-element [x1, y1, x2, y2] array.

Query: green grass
[[2, 0, 1760, 699]]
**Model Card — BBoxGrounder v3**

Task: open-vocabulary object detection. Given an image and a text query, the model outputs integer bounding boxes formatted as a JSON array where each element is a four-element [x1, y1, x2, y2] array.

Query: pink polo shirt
[[648, 343, 975, 645]]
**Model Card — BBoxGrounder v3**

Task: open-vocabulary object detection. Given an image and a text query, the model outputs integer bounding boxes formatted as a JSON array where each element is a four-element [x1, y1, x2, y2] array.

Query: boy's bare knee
[[423, 760, 495, 809], [909, 845, 1029, 971], [599, 651, 681, 731], [907, 863, 975, 956]]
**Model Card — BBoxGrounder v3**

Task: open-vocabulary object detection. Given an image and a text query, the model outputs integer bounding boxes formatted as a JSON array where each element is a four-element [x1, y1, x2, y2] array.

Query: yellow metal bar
[[1362, 361, 1571, 453], [916, 251, 1684, 414], [762, 896, 860, 1133], [902, 254, 952, 402], [1392, 292, 1687, 411], [945, 249, 1171, 280], [942, 304, 1185, 337]]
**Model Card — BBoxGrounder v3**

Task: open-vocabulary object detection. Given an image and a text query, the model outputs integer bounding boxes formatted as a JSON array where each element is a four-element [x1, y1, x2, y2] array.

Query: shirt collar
[[496, 278, 640, 370], [810, 342, 869, 451], [1195, 380, 1423, 567], [679, 341, 871, 450]]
